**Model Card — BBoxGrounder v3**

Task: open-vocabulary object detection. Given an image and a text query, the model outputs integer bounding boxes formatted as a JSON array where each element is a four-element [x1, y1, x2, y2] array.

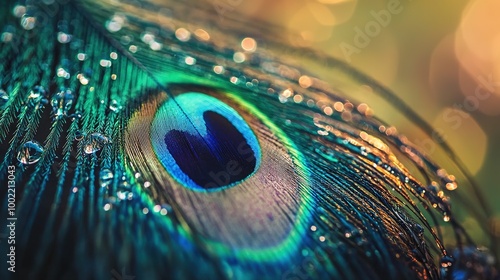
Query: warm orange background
[[206, 0, 500, 221]]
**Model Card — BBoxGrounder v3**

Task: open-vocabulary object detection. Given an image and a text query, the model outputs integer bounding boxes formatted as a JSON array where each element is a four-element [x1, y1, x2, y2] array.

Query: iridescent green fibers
[[0, 1, 497, 280]]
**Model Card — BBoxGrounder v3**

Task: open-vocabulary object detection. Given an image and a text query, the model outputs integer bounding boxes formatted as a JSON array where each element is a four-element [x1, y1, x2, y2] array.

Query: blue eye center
[[151, 92, 261, 191], [164, 110, 257, 189]]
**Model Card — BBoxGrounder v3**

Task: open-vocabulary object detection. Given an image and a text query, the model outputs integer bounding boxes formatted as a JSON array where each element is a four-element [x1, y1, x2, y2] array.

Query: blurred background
[[202, 0, 500, 232]]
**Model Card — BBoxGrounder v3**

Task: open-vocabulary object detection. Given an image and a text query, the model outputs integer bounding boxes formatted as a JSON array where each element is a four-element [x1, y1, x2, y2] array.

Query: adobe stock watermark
[[212, 0, 244, 22], [204, 141, 255, 188], [280, 230, 342, 280], [5, 166, 17, 273], [415, 74, 500, 155], [339, 0, 412, 62], [282, 250, 320, 280], [111, 267, 135, 280], [5, 0, 72, 53]]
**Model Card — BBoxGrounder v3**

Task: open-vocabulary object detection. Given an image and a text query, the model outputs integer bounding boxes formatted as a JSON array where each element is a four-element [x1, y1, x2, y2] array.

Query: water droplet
[[0, 89, 9, 108], [129, 45, 138, 53], [233, 52, 245, 63], [109, 100, 121, 112], [56, 67, 70, 79], [21, 16, 36, 30], [241, 37, 257, 52], [99, 59, 112, 68], [116, 183, 133, 200], [1, 31, 13, 43], [74, 130, 84, 141], [141, 31, 155, 44], [147, 41, 161, 51], [120, 35, 131, 45], [51, 89, 74, 118], [103, 202, 112, 211], [414, 224, 425, 238], [213, 65, 224, 74], [57, 32, 72, 43], [105, 14, 125, 33], [103, 196, 117, 211], [99, 168, 114, 187], [77, 73, 89, 85], [17, 141, 44, 164], [28, 85, 46, 105], [440, 255, 454, 279], [83, 133, 111, 154], [68, 111, 82, 121], [184, 56, 196, 65], [13, 5, 26, 18], [77, 53, 87, 61], [175, 28, 190, 42], [360, 146, 369, 156], [447, 246, 497, 279]]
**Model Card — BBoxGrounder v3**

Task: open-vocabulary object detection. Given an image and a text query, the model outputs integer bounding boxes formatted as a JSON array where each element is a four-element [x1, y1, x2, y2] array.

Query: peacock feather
[[0, 0, 498, 279]]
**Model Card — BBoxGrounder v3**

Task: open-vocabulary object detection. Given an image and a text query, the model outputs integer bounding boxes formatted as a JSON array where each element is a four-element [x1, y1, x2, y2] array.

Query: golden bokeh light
[[432, 108, 487, 175], [455, 0, 500, 102]]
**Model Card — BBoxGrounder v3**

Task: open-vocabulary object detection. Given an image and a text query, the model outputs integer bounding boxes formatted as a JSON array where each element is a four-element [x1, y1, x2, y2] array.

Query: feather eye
[[150, 92, 262, 192], [0, 0, 498, 279], [126, 85, 311, 254]]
